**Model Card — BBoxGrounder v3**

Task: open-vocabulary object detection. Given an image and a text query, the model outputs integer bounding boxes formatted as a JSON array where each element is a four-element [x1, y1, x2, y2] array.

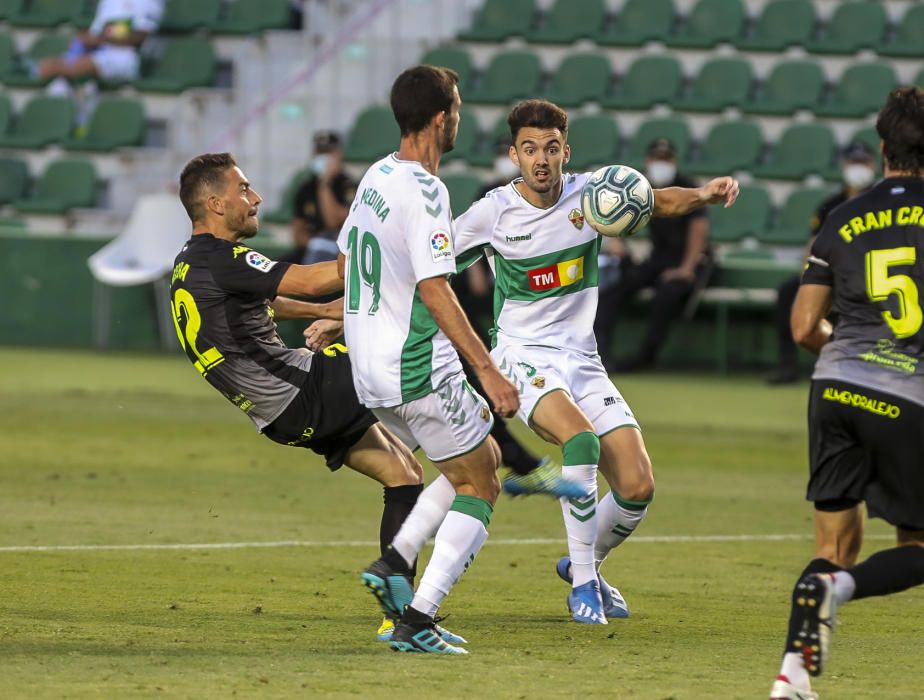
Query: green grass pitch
[[0, 348, 920, 699]]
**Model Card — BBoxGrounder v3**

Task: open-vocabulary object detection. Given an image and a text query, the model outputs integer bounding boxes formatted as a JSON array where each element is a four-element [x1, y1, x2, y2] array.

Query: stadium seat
[[262, 167, 312, 224], [667, 0, 745, 48], [136, 38, 216, 92], [213, 0, 291, 34], [0, 32, 15, 79], [625, 117, 692, 169], [753, 123, 836, 180], [442, 110, 479, 163], [815, 63, 897, 119], [13, 158, 97, 214], [758, 188, 831, 246], [595, 0, 673, 46], [0, 96, 74, 149], [743, 59, 824, 115], [160, 0, 222, 33], [806, 1, 887, 54], [687, 120, 762, 176], [458, 0, 536, 42], [63, 97, 145, 151], [0, 155, 29, 205], [9, 0, 73, 27], [441, 172, 484, 214], [566, 115, 619, 171], [343, 106, 399, 163], [420, 46, 473, 91], [466, 49, 542, 105], [735, 0, 815, 51], [531, 0, 604, 44], [3, 32, 71, 87], [708, 184, 771, 242], [879, 4, 924, 57], [544, 53, 610, 107], [674, 57, 752, 112], [602, 55, 682, 110], [467, 114, 513, 168], [0, 0, 25, 20], [0, 92, 11, 136]]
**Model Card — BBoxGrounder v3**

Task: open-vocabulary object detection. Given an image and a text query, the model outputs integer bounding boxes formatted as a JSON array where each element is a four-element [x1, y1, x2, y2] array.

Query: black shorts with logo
[[262, 345, 377, 471], [807, 379, 924, 530]]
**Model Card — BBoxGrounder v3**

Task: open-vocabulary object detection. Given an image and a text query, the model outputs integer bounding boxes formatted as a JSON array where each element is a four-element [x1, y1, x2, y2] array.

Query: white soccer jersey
[[454, 173, 601, 355], [338, 153, 463, 408]]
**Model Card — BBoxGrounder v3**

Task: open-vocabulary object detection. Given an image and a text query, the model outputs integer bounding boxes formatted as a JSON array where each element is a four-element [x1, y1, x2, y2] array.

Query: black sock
[[849, 546, 924, 600], [380, 484, 422, 578], [491, 419, 540, 475], [784, 558, 842, 653]]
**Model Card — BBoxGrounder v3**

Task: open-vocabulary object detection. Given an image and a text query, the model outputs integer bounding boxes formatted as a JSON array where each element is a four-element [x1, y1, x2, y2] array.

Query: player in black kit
[[171, 154, 428, 614], [769, 88, 924, 700]]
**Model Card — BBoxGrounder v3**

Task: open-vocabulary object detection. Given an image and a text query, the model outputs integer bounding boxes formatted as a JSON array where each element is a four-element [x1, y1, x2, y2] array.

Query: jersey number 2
[[865, 247, 923, 338], [171, 289, 225, 375], [346, 226, 381, 315]]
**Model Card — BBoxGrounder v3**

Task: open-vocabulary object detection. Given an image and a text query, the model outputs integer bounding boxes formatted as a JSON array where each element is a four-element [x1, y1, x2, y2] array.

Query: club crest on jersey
[[568, 208, 585, 230], [245, 250, 277, 273], [430, 230, 453, 262], [527, 257, 584, 291], [531, 376, 546, 388]]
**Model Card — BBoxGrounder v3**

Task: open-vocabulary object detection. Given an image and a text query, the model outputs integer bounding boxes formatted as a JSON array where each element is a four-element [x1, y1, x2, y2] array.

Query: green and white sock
[[391, 474, 455, 569], [411, 495, 492, 617], [559, 432, 600, 588], [594, 490, 651, 569]]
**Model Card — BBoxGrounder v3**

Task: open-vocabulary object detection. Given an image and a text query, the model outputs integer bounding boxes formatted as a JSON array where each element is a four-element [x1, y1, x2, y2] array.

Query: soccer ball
[[580, 165, 654, 238]]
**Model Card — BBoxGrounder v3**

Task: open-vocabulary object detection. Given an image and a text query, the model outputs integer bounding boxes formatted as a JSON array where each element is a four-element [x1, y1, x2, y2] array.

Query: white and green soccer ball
[[580, 165, 654, 238]]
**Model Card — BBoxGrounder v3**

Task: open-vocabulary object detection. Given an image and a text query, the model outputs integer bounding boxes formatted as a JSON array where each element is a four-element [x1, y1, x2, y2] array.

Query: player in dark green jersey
[[770, 88, 924, 700]]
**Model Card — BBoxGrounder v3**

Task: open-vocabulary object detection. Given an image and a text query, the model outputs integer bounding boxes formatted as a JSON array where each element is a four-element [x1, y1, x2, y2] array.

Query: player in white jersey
[[338, 65, 522, 655], [453, 100, 740, 624]]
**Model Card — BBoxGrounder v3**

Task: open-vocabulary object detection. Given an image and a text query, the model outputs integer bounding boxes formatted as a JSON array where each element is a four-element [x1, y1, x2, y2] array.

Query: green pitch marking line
[[0, 534, 895, 553]]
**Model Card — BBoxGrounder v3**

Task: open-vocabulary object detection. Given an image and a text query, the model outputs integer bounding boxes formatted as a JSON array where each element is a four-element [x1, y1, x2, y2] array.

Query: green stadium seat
[[467, 114, 512, 168], [213, 0, 291, 34], [754, 124, 836, 180], [458, 0, 536, 42], [0, 32, 15, 79], [9, 0, 72, 27], [544, 53, 610, 107], [0, 155, 29, 205], [3, 32, 71, 87], [566, 115, 619, 171], [161, 0, 222, 32], [806, 1, 887, 55], [735, 0, 815, 51], [721, 247, 776, 262], [0, 0, 26, 20], [63, 97, 145, 151], [667, 0, 745, 48], [674, 57, 752, 112], [743, 59, 824, 115], [0, 92, 11, 136], [0, 96, 74, 149], [532, 0, 605, 44], [466, 50, 542, 105], [13, 158, 97, 214], [758, 188, 831, 246], [136, 38, 216, 92], [595, 0, 673, 46], [880, 4, 924, 57], [625, 117, 692, 169], [420, 46, 473, 91], [442, 110, 479, 164], [687, 121, 762, 176], [441, 172, 484, 215], [343, 106, 399, 163], [602, 55, 682, 110], [815, 63, 897, 119], [708, 184, 771, 243], [263, 167, 312, 224]]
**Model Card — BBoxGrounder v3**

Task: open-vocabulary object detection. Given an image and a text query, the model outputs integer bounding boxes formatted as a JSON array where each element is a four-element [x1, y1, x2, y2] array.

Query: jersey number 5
[[346, 226, 381, 315], [171, 289, 225, 376], [865, 247, 923, 338]]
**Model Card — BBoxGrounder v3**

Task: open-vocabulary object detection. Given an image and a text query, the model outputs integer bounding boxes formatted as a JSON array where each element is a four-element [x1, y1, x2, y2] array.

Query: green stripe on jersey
[[399, 287, 439, 402], [455, 244, 488, 273], [494, 238, 600, 303]]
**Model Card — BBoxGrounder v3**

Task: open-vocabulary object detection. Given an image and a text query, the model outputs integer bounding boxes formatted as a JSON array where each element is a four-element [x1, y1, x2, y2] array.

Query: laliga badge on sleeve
[[430, 230, 453, 262], [245, 250, 278, 273]]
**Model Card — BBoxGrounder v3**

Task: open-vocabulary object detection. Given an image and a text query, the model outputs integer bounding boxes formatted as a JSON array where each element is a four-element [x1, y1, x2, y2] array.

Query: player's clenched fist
[[478, 367, 520, 419]]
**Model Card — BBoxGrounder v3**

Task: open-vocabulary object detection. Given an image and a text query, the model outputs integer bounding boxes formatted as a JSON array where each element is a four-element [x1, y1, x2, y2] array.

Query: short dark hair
[[507, 99, 568, 142], [179, 152, 237, 222], [390, 65, 459, 137], [876, 87, 924, 174]]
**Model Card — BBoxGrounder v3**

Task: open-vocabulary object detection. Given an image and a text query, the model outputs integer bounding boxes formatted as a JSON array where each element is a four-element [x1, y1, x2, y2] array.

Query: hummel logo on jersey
[[604, 396, 616, 407], [505, 233, 532, 243], [528, 257, 584, 291]]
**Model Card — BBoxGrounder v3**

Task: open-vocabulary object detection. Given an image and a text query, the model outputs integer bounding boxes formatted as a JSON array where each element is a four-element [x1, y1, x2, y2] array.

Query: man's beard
[[440, 121, 457, 154]]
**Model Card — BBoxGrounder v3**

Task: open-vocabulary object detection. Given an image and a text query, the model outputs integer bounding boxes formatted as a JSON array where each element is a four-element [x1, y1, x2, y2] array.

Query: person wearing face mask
[[594, 138, 711, 373], [767, 140, 877, 385]]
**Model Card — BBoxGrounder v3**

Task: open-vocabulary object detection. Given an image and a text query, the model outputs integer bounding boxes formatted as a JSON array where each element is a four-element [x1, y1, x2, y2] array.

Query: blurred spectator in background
[[39, 0, 164, 90], [767, 140, 877, 385], [282, 130, 356, 265], [594, 138, 711, 373]]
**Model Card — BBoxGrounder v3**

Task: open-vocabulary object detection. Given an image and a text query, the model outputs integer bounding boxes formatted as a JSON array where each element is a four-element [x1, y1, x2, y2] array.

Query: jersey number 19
[[346, 226, 381, 315]]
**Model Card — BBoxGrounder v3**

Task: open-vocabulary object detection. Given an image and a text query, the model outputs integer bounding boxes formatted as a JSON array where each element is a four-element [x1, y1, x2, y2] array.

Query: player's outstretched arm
[[418, 275, 519, 418], [277, 260, 344, 298], [271, 296, 344, 321], [653, 176, 740, 217], [791, 284, 833, 353]]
